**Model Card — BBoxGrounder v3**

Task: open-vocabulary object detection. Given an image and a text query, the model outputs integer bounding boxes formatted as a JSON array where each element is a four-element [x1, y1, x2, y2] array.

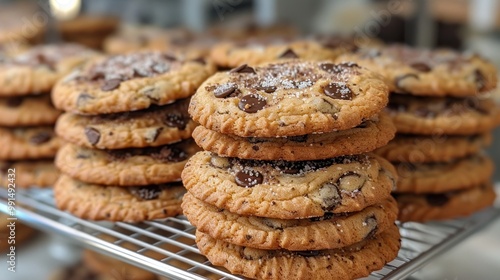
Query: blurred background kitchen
[[1, 0, 500, 279]]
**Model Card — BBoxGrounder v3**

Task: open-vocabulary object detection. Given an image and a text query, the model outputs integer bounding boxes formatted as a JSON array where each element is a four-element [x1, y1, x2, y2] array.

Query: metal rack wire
[[0, 187, 499, 280]]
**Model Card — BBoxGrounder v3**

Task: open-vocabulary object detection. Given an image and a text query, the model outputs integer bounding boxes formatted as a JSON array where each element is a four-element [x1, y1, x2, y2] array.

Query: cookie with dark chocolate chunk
[[386, 93, 500, 135], [52, 51, 216, 115], [395, 183, 496, 222], [53, 174, 185, 222], [189, 60, 389, 137], [337, 44, 497, 96], [56, 139, 200, 186], [55, 98, 195, 149], [0, 94, 61, 127], [182, 151, 397, 219], [0, 126, 61, 160]]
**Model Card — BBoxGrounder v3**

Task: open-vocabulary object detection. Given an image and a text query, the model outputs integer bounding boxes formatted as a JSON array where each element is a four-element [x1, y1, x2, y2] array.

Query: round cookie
[[210, 40, 344, 68], [375, 133, 492, 163], [394, 154, 493, 194], [182, 151, 397, 219], [0, 94, 61, 127], [395, 184, 496, 222], [192, 113, 395, 161], [0, 127, 61, 160], [0, 160, 59, 188], [55, 98, 195, 149], [54, 175, 185, 222], [183, 192, 397, 250], [196, 224, 401, 280], [56, 140, 200, 186], [189, 60, 389, 137], [52, 52, 216, 115], [336, 45, 497, 96], [0, 44, 97, 96], [387, 94, 500, 135]]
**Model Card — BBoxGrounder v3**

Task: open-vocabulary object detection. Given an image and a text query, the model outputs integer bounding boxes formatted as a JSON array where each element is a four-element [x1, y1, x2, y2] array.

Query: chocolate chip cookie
[[0, 160, 59, 188], [394, 154, 493, 193], [54, 175, 185, 222], [0, 94, 61, 127], [189, 60, 389, 137], [183, 192, 397, 250], [192, 113, 395, 161], [0, 126, 61, 160], [395, 184, 496, 222], [55, 98, 195, 149], [210, 39, 345, 68], [56, 140, 200, 186], [375, 133, 492, 163], [195, 224, 401, 280], [0, 44, 96, 96], [52, 52, 216, 115], [337, 45, 497, 96], [387, 94, 500, 135], [182, 151, 397, 219]]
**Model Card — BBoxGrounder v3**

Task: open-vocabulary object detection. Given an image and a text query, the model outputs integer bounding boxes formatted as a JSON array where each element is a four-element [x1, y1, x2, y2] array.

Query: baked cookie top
[[337, 44, 497, 96], [55, 98, 195, 149], [189, 60, 389, 137], [52, 51, 216, 114], [387, 94, 500, 135], [0, 44, 96, 96], [182, 151, 397, 219]]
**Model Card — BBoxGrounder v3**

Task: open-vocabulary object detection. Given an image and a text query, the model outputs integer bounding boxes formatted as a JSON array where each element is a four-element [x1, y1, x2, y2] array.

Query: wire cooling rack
[[0, 188, 499, 280]]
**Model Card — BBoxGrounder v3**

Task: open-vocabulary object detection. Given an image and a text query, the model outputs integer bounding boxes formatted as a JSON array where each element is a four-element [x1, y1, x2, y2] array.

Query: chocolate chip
[[395, 73, 419, 92], [323, 83, 353, 100], [288, 135, 308, 142], [89, 72, 105, 81], [29, 131, 52, 144], [191, 57, 206, 64], [425, 193, 450, 206], [214, 84, 238, 98], [318, 183, 342, 211], [338, 62, 360, 68], [162, 54, 177, 61], [84, 127, 101, 145], [255, 85, 277, 93], [410, 62, 431, 72], [152, 147, 188, 162], [355, 121, 368, 128], [76, 92, 94, 107], [230, 64, 256, 74], [364, 215, 378, 239], [414, 107, 435, 118], [309, 212, 334, 222], [101, 78, 122, 91], [320, 63, 336, 72], [235, 169, 263, 187], [296, 250, 320, 257], [252, 145, 259, 151], [320, 62, 359, 74], [475, 70, 486, 91], [164, 113, 187, 130], [279, 48, 298, 59], [238, 94, 267, 113], [5, 97, 23, 107], [129, 186, 162, 200]]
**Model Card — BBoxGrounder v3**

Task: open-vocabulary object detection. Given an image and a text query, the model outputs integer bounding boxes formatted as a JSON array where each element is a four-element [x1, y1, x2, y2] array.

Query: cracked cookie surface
[[189, 60, 389, 137], [182, 151, 397, 219]]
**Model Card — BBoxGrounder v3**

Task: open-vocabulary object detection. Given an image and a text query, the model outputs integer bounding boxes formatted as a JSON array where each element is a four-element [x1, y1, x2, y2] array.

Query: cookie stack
[[0, 44, 95, 188], [51, 52, 216, 222], [182, 60, 401, 279], [340, 45, 500, 222]]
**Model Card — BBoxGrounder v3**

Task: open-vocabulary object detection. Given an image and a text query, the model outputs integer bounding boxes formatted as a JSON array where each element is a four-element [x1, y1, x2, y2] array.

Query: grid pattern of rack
[[1, 187, 499, 280]]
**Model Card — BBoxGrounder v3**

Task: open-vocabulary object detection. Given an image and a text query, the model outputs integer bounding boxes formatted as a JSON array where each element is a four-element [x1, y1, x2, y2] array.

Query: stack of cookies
[[182, 60, 401, 279], [339, 45, 500, 222], [0, 44, 95, 188], [51, 52, 216, 222]]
